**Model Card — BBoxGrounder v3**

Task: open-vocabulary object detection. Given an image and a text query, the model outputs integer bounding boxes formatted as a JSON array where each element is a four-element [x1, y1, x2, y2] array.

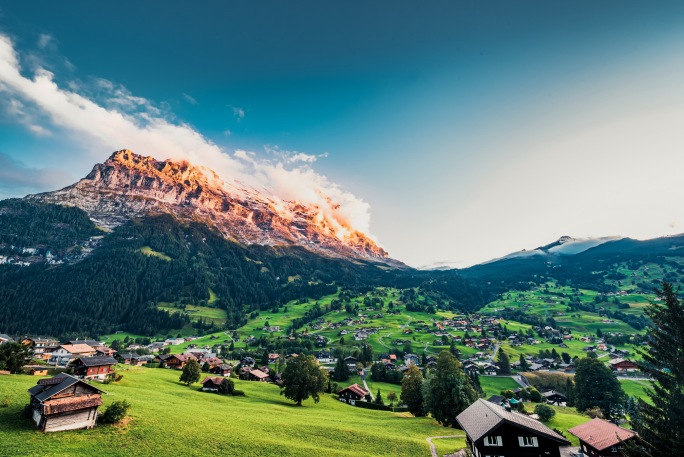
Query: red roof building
[[337, 383, 368, 405], [568, 418, 637, 456]]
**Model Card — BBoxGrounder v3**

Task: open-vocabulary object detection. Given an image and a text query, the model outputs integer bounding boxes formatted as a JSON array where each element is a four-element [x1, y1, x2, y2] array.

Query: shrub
[[99, 400, 131, 424], [231, 390, 246, 397], [218, 378, 235, 395], [534, 403, 556, 422], [1, 397, 10, 408], [584, 406, 604, 419], [529, 388, 542, 402]]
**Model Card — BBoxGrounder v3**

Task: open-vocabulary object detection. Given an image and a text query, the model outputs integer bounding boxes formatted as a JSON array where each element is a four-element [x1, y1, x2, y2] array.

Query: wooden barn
[[27, 373, 105, 433], [70, 356, 118, 380]]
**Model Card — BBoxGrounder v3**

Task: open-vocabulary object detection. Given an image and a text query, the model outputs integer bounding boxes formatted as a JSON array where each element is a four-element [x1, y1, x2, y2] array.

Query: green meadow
[[0, 367, 454, 457]]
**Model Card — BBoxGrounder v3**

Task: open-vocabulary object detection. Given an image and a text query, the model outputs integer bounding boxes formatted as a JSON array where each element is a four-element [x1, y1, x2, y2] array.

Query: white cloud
[[182, 93, 198, 105], [37, 34, 53, 50], [0, 34, 375, 240], [230, 105, 245, 121]]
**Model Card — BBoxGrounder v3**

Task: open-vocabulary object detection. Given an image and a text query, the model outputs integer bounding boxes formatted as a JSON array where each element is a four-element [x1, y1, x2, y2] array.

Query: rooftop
[[568, 418, 637, 451]]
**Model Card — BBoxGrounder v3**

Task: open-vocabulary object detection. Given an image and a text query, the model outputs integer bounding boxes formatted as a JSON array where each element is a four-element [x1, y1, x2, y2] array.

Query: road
[[361, 368, 374, 400], [425, 435, 465, 457], [487, 343, 501, 363]]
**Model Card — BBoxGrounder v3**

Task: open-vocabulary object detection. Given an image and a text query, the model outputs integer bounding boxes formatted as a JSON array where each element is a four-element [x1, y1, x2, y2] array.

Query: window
[[484, 436, 502, 446], [518, 436, 539, 447], [611, 446, 617, 452]]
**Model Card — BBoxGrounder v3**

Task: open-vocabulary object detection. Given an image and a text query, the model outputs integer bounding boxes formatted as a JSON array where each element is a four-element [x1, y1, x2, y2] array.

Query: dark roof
[[542, 390, 567, 399], [487, 395, 505, 405], [568, 418, 637, 451], [0, 334, 13, 342], [456, 399, 570, 445], [28, 374, 105, 402], [67, 339, 101, 347], [73, 356, 118, 367]]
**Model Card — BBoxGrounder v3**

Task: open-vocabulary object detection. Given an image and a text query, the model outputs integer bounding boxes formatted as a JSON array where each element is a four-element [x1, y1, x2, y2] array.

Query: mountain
[[28, 150, 389, 262], [480, 235, 621, 264], [460, 233, 684, 293], [0, 151, 487, 337]]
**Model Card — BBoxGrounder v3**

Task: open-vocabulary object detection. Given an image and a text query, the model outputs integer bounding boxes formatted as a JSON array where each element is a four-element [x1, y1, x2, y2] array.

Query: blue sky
[[1, 2, 684, 267]]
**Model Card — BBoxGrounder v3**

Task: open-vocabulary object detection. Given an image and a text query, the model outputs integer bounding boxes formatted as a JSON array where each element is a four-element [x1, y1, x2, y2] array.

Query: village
[[0, 303, 648, 457]]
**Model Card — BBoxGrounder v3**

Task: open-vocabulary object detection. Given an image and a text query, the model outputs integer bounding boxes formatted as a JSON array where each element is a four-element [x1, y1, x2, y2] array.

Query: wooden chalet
[[210, 364, 233, 376], [27, 373, 105, 433], [29, 367, 49, 376], [456, 398, 570, 457], [49, 344, 97, 366], [118, 352, 145, 366], [247, 368, 269, 382], [70, 356, 118, 380], [201, 376, 225, 392], [568, 418, 637, 456], [22, 337, 59, 360], [609, 359, 639, 373], [542, 390, 567, 405], [163, 354, 196, 370], [337, 383, 368, 405]]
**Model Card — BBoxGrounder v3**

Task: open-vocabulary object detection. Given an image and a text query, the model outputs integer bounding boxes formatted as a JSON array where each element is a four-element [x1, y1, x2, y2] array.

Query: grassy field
[[522, 404, 589, 446], [620, 378, 652, 401], [138, 246, 172, 261], [479, 376, 521, 397], [0, 367, 466, 457], [157, 304, 227, 325]]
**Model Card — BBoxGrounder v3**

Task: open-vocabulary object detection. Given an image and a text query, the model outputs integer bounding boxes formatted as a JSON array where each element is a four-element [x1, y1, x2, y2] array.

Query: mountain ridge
[[28, 150, 392, 263]]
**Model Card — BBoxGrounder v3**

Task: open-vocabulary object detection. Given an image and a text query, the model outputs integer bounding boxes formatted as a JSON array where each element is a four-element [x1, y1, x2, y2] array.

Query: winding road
[[426, 434, 465, 457]]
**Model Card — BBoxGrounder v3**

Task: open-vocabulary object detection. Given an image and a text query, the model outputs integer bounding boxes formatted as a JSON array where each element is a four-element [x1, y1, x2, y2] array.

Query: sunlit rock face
[[29, 150, 389, 260]]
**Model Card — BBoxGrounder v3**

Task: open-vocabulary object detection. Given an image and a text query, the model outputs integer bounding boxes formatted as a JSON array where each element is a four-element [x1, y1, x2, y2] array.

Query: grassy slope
[[0, 367, 453, 457], [479, 376, 521, 398]]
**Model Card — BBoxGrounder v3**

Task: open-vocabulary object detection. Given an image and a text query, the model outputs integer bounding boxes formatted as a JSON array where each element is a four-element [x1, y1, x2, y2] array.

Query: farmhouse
[[337, 383, 368, 405], [48, 344, 97, 366], [609, 358, 639, 373], [210, 364, 233, 376], [201, 376, 224, 392], [568, 418, 637, 456], [247, 368, 269, 382], [457, 398, 570, 457], [542, 390, 567, 406], [70, 356, 118, 380], [163, 354, 196, 370], [27, 373, 105, 432]]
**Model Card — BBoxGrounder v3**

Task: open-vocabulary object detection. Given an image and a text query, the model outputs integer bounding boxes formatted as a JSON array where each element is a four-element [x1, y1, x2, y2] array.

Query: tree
[[202, 361, 210, 372], [179, 359, 201, 385], [574, 356, 625, 420], [519, 354, 530, 372], [535, 403, 556, 422], [387, 391, 398, 406], [497, 348, 511, 375], [596, 328, 603, 338], [565, 377, 575, 408], [424, 351, 478, 427], [625, 283, 684, 456], [333, 355, 350, 382], [401, 365, 426, 417], [0, 342, 30, 374], [528, 388, 542, 402], [280, 355, 327, 406], [218, 378, 235, 395], [99, 400, 130, 424], [375, 389, 384, 405]]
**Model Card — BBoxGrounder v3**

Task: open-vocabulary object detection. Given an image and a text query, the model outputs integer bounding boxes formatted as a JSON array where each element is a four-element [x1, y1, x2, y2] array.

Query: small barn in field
[[27, 373, 106, 432]]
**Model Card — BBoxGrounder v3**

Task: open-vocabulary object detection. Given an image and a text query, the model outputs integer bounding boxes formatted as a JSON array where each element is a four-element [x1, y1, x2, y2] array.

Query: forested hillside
[[0, 202, 488, 338]]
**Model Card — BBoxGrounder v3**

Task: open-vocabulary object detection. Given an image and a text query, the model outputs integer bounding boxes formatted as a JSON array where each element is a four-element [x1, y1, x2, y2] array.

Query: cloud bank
[[0, 34, 373, 237]]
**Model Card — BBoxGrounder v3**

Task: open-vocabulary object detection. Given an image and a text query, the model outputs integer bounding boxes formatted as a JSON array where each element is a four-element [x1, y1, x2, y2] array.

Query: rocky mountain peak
[[29, 150, 390, 261]]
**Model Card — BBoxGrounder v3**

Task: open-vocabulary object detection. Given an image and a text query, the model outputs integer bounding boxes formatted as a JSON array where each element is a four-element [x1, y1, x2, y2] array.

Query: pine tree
[[179, 359, 201, 385], [497, 348, 511, 375], [625, 283, 684, 456], [375, 389, 383, 405], [424, 351, 478, 427], [401, 365, 426, 417], [519, 354, 530, 372], [333, 355, 350, 382]]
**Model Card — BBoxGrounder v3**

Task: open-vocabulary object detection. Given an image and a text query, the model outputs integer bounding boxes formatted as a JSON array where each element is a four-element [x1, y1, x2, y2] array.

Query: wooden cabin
[[337, 383, 368, 405], [27, 373, 105, 433], [457, 399, 570, 457], [70, 356, 118, 380], [201, 376, 224, 392], [569, 418, 637, 456]]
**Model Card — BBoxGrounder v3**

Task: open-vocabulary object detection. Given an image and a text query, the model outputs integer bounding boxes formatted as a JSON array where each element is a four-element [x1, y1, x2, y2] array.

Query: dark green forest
[[0, 201, 488, 338]]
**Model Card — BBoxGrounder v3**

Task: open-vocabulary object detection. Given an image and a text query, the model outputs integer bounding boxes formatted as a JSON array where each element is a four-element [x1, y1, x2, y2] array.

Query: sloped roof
[[43, 394, 102, 415], [59, 344, 96, 354], [201, 376, 224, 385], [456, 399, 569, 445], [337, 383, 368, 397], [249, 369, 269, 379], [28, 374, 105, 402], [568, 418, 637, 451], [73, 356, 118, 367]]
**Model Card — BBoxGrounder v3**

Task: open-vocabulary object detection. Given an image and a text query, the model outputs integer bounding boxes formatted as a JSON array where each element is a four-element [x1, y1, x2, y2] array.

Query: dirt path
[[426, 434, 465, 457]]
